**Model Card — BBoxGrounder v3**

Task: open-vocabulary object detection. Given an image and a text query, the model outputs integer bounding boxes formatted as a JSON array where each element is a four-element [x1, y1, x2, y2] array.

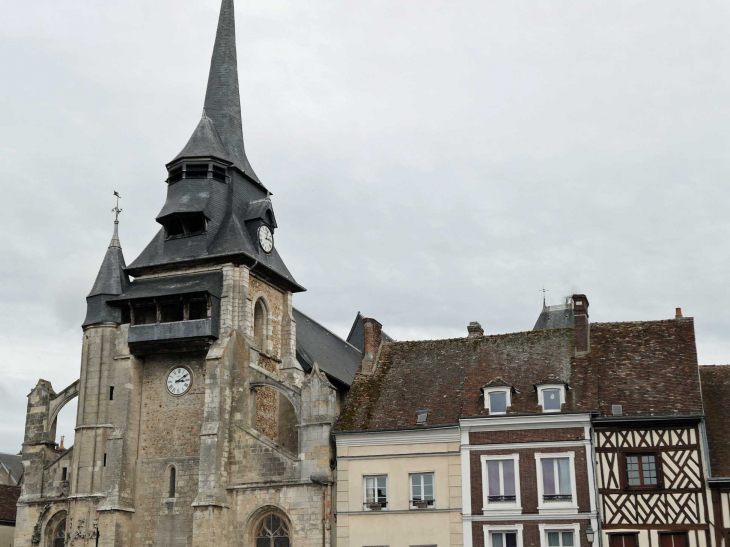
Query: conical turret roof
[[87, 221, 129, 298]]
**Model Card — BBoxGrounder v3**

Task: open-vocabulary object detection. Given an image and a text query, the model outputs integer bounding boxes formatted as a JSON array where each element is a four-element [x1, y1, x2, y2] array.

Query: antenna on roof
[[541, 286, 549, 309], [112, 191, 123, 222]]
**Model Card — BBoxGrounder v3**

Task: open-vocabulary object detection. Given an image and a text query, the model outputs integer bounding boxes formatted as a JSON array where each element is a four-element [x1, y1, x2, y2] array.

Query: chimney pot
[[675, 307, 683, 319], [467, 321, 484, 338]]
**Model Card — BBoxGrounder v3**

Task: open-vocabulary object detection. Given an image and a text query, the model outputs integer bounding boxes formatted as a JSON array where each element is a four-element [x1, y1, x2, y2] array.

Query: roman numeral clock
[[166, 366, 192, 396]]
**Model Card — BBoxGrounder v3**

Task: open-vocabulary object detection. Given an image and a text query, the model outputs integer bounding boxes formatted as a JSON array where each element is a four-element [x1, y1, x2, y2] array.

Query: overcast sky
[[0, 0, 728, 454]]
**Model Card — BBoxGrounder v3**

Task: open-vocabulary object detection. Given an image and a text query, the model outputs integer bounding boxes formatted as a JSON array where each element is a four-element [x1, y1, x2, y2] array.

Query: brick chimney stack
[[361, 318, 383, 375], [572, 294, 590, 355], [467, 322, 484, 338], [676, 308, 683, 319]]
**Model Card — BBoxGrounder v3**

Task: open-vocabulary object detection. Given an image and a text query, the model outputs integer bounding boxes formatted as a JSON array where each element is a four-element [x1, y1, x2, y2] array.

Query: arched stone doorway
[[254, 512, 291, 547], [44, 511, 67, 547]]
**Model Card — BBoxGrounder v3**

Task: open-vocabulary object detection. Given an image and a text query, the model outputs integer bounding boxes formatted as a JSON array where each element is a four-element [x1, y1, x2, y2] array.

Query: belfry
[[14, 2, 360, 546]]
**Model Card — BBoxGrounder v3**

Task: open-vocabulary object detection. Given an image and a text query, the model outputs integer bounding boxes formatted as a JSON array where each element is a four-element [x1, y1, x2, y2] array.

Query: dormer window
[[537, 384, 566, 413], [164, 213, 207, 240], [131, 293, 210, 326], [484, 388, 511, 415]]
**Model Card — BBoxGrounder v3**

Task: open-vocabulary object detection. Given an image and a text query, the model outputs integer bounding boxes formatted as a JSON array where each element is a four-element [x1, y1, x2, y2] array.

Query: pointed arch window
[[254, 298, 268, 351], [53, 518, 67, 547], [255, 514, 290, 547], [169, 466, 177, 498]]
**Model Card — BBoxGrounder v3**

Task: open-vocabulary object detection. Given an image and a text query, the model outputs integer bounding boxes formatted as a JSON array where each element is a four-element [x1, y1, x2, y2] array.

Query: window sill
[[482, 506, 523, 516], [537, 504, 579, 515]]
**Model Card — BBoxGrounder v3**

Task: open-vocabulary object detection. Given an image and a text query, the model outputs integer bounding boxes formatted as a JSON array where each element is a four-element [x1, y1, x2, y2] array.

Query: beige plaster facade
[[335, 427, 463, 547]]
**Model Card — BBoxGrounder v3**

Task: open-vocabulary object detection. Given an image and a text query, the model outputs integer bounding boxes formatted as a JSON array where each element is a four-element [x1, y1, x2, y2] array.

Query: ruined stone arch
[[247, 506, 293, 547], [47, 381, 79, 447], [250, 381, 300, 454]]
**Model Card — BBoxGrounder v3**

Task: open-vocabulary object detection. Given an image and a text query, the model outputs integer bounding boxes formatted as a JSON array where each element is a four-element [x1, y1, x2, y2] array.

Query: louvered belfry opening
[[166, 161, 228, 185]]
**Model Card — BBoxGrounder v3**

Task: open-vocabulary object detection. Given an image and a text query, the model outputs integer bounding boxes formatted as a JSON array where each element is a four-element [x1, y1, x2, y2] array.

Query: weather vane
[[541, 286, 549, 308], [112, 191, 122, 221]]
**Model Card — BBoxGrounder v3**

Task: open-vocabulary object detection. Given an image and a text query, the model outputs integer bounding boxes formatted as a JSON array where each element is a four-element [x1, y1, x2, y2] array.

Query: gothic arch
[[44, 510, 67, 547], [252, 293, 273, 354], [247, 506, 293, 547], [48, 381, 79, 432]]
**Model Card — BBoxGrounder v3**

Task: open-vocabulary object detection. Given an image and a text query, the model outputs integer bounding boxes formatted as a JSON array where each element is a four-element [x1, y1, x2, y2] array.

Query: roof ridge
[[294, 307, 362, 354]]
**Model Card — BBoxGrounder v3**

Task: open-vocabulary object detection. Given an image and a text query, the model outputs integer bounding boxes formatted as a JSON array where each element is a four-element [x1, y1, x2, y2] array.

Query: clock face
[[166, 367, 192, 396], [258, 225, 274, 254]]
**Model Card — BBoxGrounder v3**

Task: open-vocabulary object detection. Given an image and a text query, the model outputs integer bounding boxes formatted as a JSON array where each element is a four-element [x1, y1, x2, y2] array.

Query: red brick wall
[[470, 446, 591, 514], [470, 428, 585, 445]]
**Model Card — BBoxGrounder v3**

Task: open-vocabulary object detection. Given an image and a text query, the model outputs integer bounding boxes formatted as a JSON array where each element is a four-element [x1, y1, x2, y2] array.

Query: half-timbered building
[[698, 365, 730, 547]]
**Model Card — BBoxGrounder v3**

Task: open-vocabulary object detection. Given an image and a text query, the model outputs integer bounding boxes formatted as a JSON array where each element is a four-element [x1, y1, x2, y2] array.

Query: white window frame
[[480, 454, 522, 515], [483, 387, 511, 414], [482, 524, 524, 547], [538, 524, 581, 547], [363, 475, 388, 511], [537, 384, 566, 413], [409, 472, 436, 509], [535, 452, 578, 514]]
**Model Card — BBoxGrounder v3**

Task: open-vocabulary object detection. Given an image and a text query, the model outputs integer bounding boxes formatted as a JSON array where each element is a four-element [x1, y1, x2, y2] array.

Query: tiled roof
[[700, 365, 730, 478], [0, 485, 20, 523], [336, 318, 701, 433]]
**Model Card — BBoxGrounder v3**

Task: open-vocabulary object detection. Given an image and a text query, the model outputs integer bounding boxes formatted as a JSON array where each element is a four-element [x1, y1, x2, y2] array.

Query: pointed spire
[[202, 0, 260, 182], [83, 219, 130, 327]]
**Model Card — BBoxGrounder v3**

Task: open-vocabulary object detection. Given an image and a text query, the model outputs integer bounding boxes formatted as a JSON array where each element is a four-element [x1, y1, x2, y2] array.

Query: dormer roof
[[171, 113, 231, 164]]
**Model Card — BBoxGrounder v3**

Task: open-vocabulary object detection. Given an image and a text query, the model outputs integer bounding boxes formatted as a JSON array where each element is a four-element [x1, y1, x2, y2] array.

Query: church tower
[[14, 2, 343, 546]]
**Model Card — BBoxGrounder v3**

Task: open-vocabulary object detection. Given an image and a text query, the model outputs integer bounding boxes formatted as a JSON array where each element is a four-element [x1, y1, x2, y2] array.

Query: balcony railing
[[543, 494, 572, 502], [488, 495, 517, 503]]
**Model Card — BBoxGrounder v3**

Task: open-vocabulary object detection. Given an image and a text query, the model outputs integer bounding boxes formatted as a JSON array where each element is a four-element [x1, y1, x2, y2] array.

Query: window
[[610, 535, 638, 547], [547, 531, 574, 547], [483, 387, 511, 414], [109, 386, 114, 401], [481, 454, 521, 513], [160, 300, 184, 323], [188, 299, 208, 320], [54, 518, 67, 547], [659, 534, 688, 547], [537, 384, 566, 413], [540, 524, 580, 547], [535, 453, 577, 511], [487, 460, 516, 502], [169, 466, 176, 498], [163, 213, 207, 239], [625, 454, 659, 488], [416, 411, 429, 425], [185, 163, 209, 179], [168, 164, 183, 184], [255, 514, 290, 547], [134, 302, 157, 325], [491, 532, 518, 547], [103, 453, 107, 467], [254, 299, 268, 351], [541, 458, 571, 501], [483, 526, 523, 547], [410, 473, 434, 508], [364, 475, 387, 510], [61, 467, 67, 481]]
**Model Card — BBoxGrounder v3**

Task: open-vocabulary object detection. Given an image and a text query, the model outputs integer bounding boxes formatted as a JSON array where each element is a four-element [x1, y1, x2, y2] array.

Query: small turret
[[82, 219, 130, 327]]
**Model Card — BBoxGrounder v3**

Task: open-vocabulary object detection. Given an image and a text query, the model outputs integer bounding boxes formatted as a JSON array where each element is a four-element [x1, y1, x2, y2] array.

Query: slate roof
[[0, 453, 22, 485], [336, 318, 701, 432], [83, 221, 130, 327], [534, 302, 575, 330], [202, 0, 259, 183], [699, 365, 730, 478], [172, 113, 231, 164], [110, 272, 223, 301], [0, 485, 20, 524], [87, 222, 129, 298], [126, 0, 302, 292], [346, 313, 394, 352], [294, 308, 362, 386]]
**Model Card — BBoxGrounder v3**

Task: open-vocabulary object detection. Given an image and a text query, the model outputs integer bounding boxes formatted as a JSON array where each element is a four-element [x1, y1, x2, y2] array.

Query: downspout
[[589, 424, 603, 547]]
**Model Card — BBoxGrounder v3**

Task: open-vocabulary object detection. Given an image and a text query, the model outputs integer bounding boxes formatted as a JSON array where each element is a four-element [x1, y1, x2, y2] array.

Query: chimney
[[59, 436, 65, 451], [360, 318, 383, 375], [467, 322, 484, 338], [675, 307, 683, 319], [572, 294, 590, 355]]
